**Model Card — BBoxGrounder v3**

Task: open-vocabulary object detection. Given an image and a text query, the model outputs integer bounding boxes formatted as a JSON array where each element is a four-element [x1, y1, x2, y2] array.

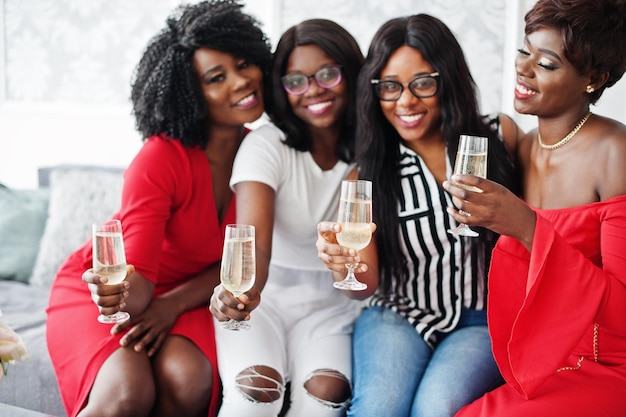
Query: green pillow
[[0, 185, 50, 283]]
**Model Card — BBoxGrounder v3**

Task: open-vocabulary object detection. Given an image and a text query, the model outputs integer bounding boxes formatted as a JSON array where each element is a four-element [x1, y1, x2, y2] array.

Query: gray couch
[[0, 166, 125, 416]]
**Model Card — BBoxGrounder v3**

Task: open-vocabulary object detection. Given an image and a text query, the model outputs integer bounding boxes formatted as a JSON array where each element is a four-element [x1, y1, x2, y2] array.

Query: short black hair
[[525, 0, 626, 104], [130, 0, 272, 148]]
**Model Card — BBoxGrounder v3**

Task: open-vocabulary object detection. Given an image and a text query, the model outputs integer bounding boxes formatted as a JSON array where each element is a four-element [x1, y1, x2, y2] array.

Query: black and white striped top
[[368, 143, 487, 347]]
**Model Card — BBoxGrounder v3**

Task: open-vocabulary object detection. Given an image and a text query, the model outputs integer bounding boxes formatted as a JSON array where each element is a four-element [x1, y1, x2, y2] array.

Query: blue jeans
[[347, 306, 503, 417]]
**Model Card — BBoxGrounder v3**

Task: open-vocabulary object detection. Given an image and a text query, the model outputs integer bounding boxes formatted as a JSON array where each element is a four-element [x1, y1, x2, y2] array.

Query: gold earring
[[586, 85, 595, 93]]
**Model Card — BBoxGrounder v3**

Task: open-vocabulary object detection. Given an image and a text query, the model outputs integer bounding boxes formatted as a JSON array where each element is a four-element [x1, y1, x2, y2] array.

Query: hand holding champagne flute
[[220, 224, 256, 330], [447, 135, 488, 237], [92, 219, 130, 324], [333, 180, 373, 291]]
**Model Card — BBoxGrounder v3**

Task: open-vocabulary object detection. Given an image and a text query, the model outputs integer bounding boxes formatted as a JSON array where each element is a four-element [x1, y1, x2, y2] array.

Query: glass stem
[[345, 263, 357, 281]]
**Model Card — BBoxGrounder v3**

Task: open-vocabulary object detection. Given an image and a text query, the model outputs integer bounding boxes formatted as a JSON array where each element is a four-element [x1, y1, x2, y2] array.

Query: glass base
[[98, 311, 130, 324], [333, 279, 367, 291], [221, 319, 251, 331], [447, 224, 479, 237]]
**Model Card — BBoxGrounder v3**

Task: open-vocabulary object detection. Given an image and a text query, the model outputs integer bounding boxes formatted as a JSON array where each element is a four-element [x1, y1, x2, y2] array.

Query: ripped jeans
[[215, 266, 361, 417]]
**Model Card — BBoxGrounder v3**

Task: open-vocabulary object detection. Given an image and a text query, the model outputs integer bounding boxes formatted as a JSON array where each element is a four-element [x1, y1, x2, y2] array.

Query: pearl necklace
[[537, 111, 592, 150]]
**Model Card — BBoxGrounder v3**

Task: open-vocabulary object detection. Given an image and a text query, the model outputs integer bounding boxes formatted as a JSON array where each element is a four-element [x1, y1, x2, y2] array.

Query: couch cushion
[[0, 185, 49, 283], [29, 168, 124, 288], [0, 281, 66, 416]]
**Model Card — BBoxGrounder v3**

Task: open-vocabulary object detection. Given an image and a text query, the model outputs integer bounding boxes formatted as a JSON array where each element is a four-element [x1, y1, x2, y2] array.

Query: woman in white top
[[209, 19, 364, 417]]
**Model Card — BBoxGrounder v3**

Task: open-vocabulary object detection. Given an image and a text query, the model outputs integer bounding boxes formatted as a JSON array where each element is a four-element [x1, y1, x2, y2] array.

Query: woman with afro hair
[[46, 1, 271, 416]]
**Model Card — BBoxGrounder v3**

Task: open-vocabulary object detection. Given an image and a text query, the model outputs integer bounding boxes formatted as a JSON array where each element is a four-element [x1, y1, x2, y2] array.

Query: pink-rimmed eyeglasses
[[281, 65, 343, 96]]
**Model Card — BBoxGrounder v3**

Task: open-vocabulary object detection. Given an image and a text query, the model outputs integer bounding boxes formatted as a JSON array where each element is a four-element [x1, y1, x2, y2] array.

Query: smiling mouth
[[515, 83, 538, 96], [307, 101, 332, 114], [235, 93, 257, 108], [398, 113, 424, 123]]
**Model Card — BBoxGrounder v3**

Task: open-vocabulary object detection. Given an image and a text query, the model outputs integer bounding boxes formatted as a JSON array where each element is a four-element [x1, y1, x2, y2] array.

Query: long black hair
[[356, 14, 518, 297], [130, 0, 272, 148], [267, 19, 364, 162]]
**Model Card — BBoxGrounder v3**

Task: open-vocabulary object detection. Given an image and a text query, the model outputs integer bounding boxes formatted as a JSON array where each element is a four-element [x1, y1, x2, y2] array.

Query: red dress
[[46, 135, 233, 417], [457, 195, 626, 416]]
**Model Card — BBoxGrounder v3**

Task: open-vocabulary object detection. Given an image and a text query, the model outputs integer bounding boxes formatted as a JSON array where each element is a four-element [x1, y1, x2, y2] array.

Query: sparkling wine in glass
[[447, 135, 488, 237], [93, 219, 130, 323], [220, 224, 256, 330], [333, 180, 372, 291]]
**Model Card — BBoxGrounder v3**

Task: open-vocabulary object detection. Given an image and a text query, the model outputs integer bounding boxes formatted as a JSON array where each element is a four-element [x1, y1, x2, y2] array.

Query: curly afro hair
[[130, 0, 272, 148]]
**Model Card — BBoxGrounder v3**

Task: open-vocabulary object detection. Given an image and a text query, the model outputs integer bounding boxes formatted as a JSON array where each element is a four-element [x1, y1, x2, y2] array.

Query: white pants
[[215, 265, 361, 417]]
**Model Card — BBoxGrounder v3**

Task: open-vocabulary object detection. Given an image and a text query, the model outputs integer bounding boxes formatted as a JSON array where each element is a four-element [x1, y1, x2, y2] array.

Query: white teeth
[[516, 84, 537, 96], [399, 113, 423, 123], [237, 93, 255, 106], [308, 101, 331, 112]]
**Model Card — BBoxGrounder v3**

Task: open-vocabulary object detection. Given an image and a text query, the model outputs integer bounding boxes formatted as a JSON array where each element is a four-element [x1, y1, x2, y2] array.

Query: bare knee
[[155, 352, 212, 396], [152, 337, 213, 416], [304, 368, 351, 405], [79, 350, 155, 417], [80, 384, 155, 417], [235, 365, 284, 403]]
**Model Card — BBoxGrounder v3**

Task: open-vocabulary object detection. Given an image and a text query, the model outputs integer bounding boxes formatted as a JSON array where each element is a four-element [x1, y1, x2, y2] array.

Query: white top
[[231, 123, 354, 271]]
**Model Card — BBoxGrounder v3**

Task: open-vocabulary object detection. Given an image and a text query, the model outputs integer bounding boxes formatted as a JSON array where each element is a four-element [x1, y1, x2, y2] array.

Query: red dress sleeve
[[118, 136, 202, 285], [487, 195, 626, 399]]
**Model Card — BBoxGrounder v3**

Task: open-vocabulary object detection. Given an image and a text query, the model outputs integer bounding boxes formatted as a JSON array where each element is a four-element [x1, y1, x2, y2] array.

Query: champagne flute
[[447, 135, 488, 237], [92, 219, 130, 324], [220, 224, 256, 330], [333, 180, 373, 291]]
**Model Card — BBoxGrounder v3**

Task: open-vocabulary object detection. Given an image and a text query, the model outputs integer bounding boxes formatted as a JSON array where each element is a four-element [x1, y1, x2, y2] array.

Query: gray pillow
[[0, 185, 49, 283], [29, 169, 124, 288], [0, 280, 66, 416]]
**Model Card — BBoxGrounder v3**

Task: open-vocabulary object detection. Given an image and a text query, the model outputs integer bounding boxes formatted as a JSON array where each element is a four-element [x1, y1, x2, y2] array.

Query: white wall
[[0, 0, 178, 189], [0, 102, 142, 187], [1, 0, 624, 189]]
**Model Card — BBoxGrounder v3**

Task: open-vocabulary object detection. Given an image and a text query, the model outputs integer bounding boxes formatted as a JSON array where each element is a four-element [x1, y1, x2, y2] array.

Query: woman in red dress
[[46, 1, 271, 416], [445, 0, 626, 415]]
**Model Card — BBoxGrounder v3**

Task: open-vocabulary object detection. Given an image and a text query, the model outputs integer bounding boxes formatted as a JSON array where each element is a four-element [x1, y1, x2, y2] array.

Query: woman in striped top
[[317, 14, 521, 417]]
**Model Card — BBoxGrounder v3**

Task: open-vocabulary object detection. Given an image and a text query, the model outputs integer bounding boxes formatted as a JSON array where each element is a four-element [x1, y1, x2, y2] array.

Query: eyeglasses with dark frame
[[281, 65, 343, 96], [370, 72, 440, 101]]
